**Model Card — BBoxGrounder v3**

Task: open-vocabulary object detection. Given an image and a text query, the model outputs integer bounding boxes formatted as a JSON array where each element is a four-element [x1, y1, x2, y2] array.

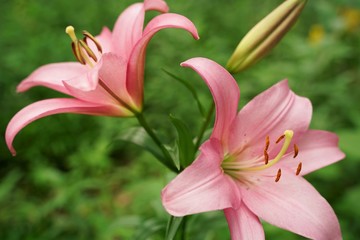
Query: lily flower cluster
[[5, 0, 345, 239]]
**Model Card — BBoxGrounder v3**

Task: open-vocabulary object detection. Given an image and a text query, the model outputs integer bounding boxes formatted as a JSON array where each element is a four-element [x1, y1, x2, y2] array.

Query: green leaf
[[133, 218, 164, 240], [165, 216, 183, 240], [163, 69, 206, 117], [170, 115, 196, 169], [115, 127, 165, 162]]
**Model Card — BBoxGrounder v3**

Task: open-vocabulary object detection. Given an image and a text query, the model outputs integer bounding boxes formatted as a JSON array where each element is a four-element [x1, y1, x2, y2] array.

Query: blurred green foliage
[[0, 0, 359, 239]]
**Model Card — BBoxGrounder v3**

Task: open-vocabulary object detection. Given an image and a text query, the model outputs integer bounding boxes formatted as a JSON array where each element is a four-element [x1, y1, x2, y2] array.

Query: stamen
[[71, 42, 85, 64], [264, 150, 269, 164], [276, 134, 285, 144], [83, 30, 103, 53], [296, 162, 302, 175], [246, 130, 294, 171], [79, 40, 98, 62], [65, 26, 102, 67], [293, 144, 299, 158], [275, 168, 282, 182]]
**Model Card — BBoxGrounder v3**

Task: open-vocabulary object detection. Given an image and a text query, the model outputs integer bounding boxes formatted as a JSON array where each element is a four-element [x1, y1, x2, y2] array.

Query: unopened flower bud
[[226, 0, 307, 73]]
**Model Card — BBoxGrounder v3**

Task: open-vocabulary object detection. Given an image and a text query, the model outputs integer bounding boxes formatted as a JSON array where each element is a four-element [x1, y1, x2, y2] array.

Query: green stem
[[136, 112, 178, 173], [180, 216, 187, 240], [195, 102, 215, 149]]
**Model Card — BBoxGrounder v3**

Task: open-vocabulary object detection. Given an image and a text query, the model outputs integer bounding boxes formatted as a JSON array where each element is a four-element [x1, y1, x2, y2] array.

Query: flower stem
[[135, 112, 178, 173], [180, 216, 187, 240], [195, 102, 215, 149]]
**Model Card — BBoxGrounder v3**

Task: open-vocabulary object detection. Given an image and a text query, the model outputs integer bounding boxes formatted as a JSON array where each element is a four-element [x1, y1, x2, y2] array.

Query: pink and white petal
[[224, 205, 265, 240], [242, 171, 341, 240], [17, 62, 87, 95], [127, 13, 199, 108], [181, 58, 239, 146], [96, 27, 113, 53], [5, 98, 130, 156], [144, 0, 168, 12], [279, 130, 345, 175], [63, 80, 118, 106], [64, 61, 101, 91], [112, 3, 144, 58], [112, 0, 169, 58], [229, 80, 312, 159], [98, 53, 135, 107], [142, 13, 199, 39], [162, 139, 241, 217]]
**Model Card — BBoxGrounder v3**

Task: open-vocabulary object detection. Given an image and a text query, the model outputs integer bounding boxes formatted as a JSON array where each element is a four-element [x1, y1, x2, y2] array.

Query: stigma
[[222, 129, 303, 184], [65, 26, 102, 67]]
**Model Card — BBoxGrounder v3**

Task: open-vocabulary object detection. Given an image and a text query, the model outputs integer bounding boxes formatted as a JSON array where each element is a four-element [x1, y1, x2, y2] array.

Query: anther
[[245, 130, 294, 172], [83, 30, 102, 53], [79, 40, 98, 61], [296, 162, 302, 175], [65, 26, 102, 66], [264, 150, 269, 164], [276, 134, 285, 144], [71, 42, 85, 64], [293, 144, 299, 158], [275, 168, 282, 182]]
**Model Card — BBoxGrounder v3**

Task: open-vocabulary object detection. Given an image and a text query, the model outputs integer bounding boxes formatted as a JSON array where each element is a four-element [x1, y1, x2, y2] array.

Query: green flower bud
[[226, 0, 307, 73]]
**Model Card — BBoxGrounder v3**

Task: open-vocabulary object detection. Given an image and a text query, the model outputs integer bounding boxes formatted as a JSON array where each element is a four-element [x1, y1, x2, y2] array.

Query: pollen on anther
[[293, 144, 299, 158], [264, 150, 269, 164], [276, 134, 285, 144], [275, 169, 282, 182], [296, 162, 302, 175], [83, 30, 103, 53]]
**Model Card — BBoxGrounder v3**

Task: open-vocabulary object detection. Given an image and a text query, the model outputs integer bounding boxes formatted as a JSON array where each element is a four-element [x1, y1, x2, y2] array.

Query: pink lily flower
[[162, 57, 345, 239], [6, 0, 199, 155]]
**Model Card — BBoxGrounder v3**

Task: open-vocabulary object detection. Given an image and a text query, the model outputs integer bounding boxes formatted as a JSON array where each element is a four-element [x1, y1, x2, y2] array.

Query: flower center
[[65, 26, 139, 114], [221, 130, 302, 184], [65, 26, 103, 67]]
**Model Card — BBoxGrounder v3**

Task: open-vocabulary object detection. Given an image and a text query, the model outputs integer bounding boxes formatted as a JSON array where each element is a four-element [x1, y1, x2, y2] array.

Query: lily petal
[[112, 0, 168, 59], [98, 53, 134, 108], [181, 57, 239, 146], [127, 13, 199, 108], [162, 139, 240, 216], [17, 62, 87, 94], [224, 205, 265, 240], [144, 0, 168, 12], [229, 80, 312, 159], [242, 171, 342, 240], [279, 130, 345, 175], [63, 56, 105, 92], [63, 54, 133, 108], [63, 80, 118, 106], [91, 27, 114, 56], [6, 98, 129, 156]]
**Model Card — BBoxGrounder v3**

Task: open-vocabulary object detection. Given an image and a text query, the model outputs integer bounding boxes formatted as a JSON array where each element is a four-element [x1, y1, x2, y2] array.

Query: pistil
[[65, 26, 102, 67], [245, 130, 294, 171], [221, 130, 304, 184]]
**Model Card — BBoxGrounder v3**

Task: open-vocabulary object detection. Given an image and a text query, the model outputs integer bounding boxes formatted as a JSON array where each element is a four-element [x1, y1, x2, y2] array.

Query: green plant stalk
[[180, 216, 187, 240], [195, 102, 215, 149], [135, 112, 178, 173]]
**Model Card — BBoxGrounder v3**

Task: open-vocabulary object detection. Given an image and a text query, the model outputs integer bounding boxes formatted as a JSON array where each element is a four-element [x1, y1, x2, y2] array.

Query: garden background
[[0, 0, 359, 239]]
